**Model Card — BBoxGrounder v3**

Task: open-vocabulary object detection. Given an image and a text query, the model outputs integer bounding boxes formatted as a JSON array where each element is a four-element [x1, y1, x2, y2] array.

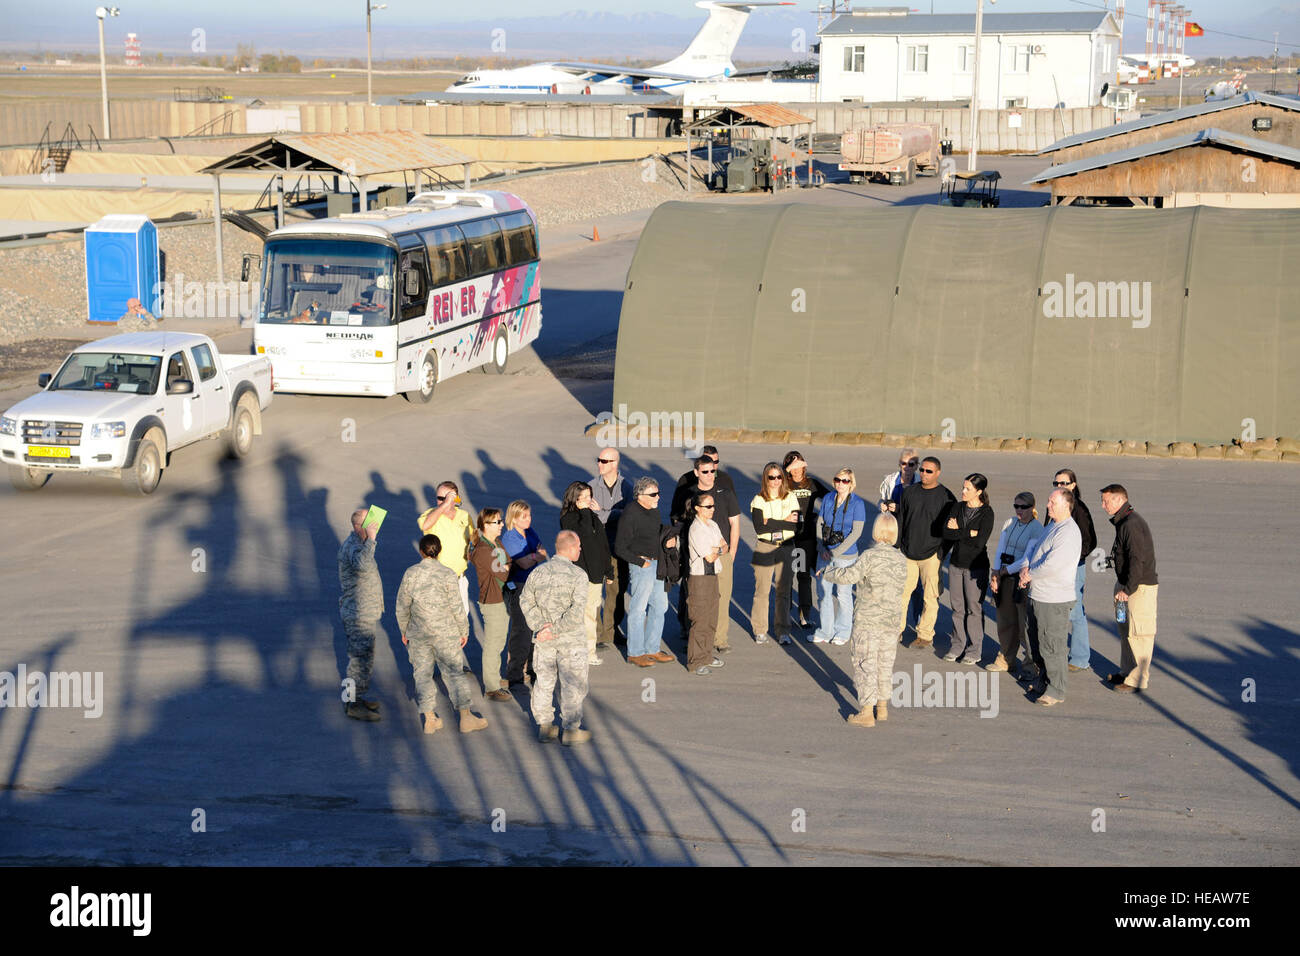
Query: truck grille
[[21, 420, 82, 446]]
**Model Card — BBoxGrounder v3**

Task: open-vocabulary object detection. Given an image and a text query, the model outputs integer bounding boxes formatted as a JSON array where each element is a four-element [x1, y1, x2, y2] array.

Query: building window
[[905, 44, 929, 72], [1005, 97, 1027, 109], [956, 45, 974, 73], [842, 45, 865, 72], [1008, 45, 1031, 73]]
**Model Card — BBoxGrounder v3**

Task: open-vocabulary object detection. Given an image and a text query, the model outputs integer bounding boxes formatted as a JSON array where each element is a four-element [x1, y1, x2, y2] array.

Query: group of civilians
[[336, 445, 1158, 737]]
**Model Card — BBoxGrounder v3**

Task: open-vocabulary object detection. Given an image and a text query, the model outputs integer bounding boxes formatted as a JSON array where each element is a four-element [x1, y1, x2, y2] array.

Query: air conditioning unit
[[1032, 45, 1045, 55]]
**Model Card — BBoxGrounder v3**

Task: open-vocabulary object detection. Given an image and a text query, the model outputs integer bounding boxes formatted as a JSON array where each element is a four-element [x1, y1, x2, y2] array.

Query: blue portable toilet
[[85, 214, 160, 323]]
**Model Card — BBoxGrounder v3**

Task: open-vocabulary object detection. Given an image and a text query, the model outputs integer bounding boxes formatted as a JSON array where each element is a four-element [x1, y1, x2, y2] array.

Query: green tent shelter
[[612, 203, 1299, 445]]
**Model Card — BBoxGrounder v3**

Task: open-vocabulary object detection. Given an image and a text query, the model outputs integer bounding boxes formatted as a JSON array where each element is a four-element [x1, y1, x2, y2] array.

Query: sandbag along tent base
[[612, 203, 1299, 447]]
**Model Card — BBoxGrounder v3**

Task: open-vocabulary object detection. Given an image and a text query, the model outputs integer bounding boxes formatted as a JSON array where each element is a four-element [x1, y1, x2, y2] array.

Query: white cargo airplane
[[448, 1, 795, 95]]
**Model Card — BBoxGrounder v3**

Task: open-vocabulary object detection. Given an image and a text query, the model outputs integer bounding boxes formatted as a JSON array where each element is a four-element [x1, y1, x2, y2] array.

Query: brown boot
[[846, 709, 876, 727], [345, 701, 380, 722], [874, 701, 888, 722], [423, 711, 441, 734], [459, 709, 488, 734], [562, 727, 592, 746]]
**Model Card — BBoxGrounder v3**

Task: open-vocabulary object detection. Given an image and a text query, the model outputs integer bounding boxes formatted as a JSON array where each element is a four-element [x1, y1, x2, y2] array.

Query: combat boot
[[875, 701, 888, 722], [459, 709, 488, 734], [358, 698, 381, 712], [423, 712, 443, 734], [846, 709, 876, 727], [562, 727, 592, 746], [345, 701, 380, 722], [537, 723, 560, 742]]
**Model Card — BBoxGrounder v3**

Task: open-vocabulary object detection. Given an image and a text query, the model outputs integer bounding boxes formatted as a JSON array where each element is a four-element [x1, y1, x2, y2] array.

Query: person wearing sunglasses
[[809, 468, 867, 646], [896, 456, 955, 650], [559, 481, 612, 667], [470, 508, 513, 701], [1049, 468, 1098, 674], [685, 491, 729, 675], [418, 480, 474, 616], [750, 463, 801, 645], [502, 500, 548, 690], [671, 454, 742, 653], [589, 448, 633, 649], [783, 450, 831, 629], [614, 477, 678, 666], [676, 444, 736, 497], [941, 473, 995, 665], [987, 493, 1044, 678], [877, 448, 921, 515]]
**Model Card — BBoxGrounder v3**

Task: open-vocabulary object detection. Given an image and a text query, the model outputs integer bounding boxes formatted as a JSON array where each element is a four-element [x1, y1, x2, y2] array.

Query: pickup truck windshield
[[50, 352, 163, 393], [259, 239, 397, 326]]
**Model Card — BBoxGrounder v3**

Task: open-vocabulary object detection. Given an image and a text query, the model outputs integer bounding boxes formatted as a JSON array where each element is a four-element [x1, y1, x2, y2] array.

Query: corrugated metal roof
[[1026, 127, 1300, 183], [687, 104, 813, 128], [199, 131, 473, 176], [1039, 91, 1300, 154], [821, 11, 1110, 36]]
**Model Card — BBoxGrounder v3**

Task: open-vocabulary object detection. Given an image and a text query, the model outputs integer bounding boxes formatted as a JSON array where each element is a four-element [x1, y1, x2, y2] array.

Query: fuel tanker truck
[[838, 123, 939, 185]]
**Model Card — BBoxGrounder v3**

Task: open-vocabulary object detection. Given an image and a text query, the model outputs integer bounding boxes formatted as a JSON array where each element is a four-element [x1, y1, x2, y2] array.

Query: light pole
[[366, 2, 386, 106], [968, 0, 992, 171], [96, 6, 120, 139]]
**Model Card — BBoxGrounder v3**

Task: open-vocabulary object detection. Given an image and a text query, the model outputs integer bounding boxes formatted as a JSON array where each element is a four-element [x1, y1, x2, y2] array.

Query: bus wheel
[[406, 354, 436, 404], [483, 330, 509, 375]]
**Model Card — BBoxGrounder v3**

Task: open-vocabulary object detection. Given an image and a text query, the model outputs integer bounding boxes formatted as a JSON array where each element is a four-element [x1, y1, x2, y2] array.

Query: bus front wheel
[[406, 354, 436, 404]]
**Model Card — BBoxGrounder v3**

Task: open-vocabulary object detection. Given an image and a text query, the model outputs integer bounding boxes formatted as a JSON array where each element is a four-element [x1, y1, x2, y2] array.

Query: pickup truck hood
[[3, 389, 156, 423]]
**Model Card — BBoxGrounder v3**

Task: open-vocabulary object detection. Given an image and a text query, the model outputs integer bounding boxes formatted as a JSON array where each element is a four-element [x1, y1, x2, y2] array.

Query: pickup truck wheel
[[406, 354, 436, 404], [228, 400, 255, 459], [123, 436, 163, 495], [9, 466, 51, 491], [482, 329, 508, 374]]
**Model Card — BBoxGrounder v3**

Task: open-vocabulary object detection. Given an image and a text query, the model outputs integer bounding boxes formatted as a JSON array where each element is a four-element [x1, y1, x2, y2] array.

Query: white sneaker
[[831, 637, 849, 646], [589, 655, 602, 666], [811, 633, 831, 644], [754, 634, 771, 645]]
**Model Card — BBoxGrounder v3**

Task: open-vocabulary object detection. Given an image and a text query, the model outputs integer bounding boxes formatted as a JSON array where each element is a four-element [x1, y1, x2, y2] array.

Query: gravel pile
[[0, 156, 693, 353]]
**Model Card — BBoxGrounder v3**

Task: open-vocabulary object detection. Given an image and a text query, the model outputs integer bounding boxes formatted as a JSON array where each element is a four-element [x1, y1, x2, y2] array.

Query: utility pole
[[366, 2, 387, 106], [96, 6, 120, 139], [968, 0, 986, 171]]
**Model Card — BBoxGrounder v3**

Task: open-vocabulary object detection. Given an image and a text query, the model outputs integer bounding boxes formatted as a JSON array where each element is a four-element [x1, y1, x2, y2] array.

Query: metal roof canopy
[[198, 130, 473, 177], [1027, 127, 1300, 183], [1039, 92, 1300, 155], [199, 131, 476, 294], [684, 104, 814, 131]]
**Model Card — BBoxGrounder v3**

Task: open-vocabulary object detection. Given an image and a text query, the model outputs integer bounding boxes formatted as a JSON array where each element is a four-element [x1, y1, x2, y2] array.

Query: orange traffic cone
[[592, 226, 601, 242]]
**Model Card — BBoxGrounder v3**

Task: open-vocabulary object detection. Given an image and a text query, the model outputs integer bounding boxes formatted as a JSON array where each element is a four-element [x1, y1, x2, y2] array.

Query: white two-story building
[[818, 9, 1120, 109]]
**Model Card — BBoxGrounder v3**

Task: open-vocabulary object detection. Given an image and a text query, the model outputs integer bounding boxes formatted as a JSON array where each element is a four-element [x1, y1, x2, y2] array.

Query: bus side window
[[497, 211, 538, 266], [460, 218, 505, 277], [399, 249, 430, 321], [424, 227, 466, 288]]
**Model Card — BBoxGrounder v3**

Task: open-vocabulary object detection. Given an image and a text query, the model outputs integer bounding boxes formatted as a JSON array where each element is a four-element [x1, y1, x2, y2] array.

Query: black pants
[[503, 587, 536, 684], [792, 534, 818, 614]]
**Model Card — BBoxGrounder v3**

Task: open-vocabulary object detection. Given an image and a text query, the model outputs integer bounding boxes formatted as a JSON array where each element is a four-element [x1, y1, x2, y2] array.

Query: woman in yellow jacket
[[749, 462, 801, 645]]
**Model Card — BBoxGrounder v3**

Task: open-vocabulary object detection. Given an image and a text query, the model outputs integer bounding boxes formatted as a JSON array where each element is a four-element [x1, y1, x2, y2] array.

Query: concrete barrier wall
[[0, 101, 244, 146]]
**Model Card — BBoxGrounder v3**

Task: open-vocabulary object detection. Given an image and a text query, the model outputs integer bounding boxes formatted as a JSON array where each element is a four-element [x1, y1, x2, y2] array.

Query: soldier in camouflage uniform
[[824, 513, 909, 727], [338, 508, 384, 722], [520, 530, 593, 745], [396, 535, 489, 735]]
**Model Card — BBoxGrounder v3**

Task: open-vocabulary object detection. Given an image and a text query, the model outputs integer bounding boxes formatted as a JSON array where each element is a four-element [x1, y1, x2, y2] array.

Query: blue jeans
[[1067, 563, 1090, 668], [813, 554, 855, 641], [626, 561, 668, 658]]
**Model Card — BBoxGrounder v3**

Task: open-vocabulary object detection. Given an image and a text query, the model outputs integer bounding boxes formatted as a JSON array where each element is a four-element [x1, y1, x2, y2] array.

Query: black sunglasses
[[699, 468, 716, 474], [1014, 504, 1032, 510], [765, 475, 783, 481], [920, 468, 936, 474], [900, 459, 919, 467], [697, 503, 715, 509], [833, 477, 851, 484], [1052, 480, 1071, 487], [597, 458, 617, 464]]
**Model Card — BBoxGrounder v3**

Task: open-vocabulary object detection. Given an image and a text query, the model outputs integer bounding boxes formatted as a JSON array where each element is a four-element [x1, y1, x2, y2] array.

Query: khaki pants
[[900, 553, 941, 642], [1119, 584, 1157, 689], [478, 601, 508, 690], [686, 574, 720, 670], [751, 540, 793, 639], [584, 581, 603, 660], [715, 550, 734, 648]]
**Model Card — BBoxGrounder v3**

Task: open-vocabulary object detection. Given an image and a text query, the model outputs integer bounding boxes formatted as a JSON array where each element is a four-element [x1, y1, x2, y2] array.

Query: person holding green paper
[[338, 507, 384, 721]]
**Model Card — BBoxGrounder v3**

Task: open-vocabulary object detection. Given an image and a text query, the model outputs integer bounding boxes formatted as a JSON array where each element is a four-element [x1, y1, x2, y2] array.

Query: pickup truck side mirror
[[38, 373, 51, 388], [167, 378, 194, 395]]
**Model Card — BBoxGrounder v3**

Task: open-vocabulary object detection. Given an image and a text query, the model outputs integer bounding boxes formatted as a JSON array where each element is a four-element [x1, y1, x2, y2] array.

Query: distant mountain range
[[3, 5, 1294, 62]]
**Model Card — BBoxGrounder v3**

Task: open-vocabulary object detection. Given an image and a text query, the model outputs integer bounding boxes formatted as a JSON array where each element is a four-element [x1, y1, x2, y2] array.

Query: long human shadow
[[0, 635, 77, 813]]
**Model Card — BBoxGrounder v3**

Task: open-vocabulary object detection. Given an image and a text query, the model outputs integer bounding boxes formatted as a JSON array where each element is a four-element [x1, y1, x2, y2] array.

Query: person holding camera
[[783, 451, 831, 629], [878, 449, 920, 514], [749, 463, 801, 645], [987, 492, 1044, 677], [808, 467, 868, 645]]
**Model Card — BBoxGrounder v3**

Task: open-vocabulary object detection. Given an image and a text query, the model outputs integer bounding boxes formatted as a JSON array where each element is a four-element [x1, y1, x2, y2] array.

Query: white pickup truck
[[1, 331, 272, 495]]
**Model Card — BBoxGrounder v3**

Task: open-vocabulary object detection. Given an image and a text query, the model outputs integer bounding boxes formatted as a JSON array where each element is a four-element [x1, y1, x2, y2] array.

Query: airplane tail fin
[[655, 2, 786, 79]]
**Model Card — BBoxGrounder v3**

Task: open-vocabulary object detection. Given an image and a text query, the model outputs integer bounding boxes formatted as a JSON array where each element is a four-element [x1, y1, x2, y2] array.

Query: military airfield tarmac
[[0, 179, 1296, 867]]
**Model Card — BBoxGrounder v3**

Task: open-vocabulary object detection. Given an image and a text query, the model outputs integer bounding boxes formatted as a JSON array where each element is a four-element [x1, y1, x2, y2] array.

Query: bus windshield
[[259, 239, 397, 326]]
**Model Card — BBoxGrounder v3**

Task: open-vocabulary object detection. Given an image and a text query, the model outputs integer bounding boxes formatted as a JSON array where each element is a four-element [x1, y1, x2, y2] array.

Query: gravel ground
[[0, 157, 691, 359]]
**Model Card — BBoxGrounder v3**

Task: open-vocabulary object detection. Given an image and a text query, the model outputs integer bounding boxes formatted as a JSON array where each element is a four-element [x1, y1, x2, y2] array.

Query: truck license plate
[[27, 445, 70, 458]]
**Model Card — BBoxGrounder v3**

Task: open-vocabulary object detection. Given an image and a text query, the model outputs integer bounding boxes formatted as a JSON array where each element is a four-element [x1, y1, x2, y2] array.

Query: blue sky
[[10, 1, 1297, 56]]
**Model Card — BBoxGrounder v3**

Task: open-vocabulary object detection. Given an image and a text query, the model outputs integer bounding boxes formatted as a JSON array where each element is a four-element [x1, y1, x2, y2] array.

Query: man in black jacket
[[1100, 484, 1158, 692], [1051, 468, 1098, 672], [897, 456, 955, 650]]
